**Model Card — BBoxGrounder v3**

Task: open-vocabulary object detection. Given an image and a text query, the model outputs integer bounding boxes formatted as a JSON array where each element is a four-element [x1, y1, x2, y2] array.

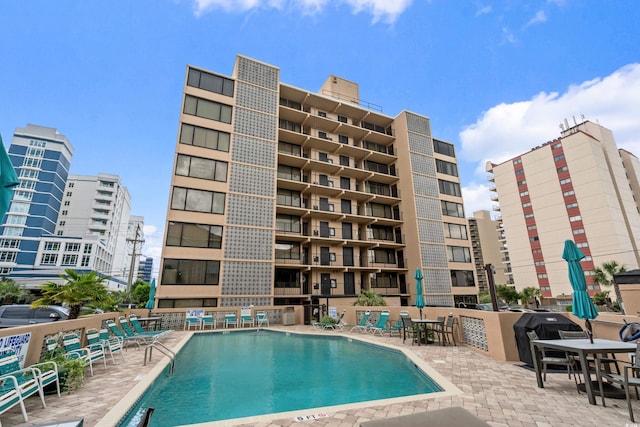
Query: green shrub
[[565, 305, 572, 312]]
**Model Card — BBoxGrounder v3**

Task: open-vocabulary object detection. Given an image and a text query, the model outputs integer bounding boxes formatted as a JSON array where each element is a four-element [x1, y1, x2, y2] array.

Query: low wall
[[0, 306, 631, 368]]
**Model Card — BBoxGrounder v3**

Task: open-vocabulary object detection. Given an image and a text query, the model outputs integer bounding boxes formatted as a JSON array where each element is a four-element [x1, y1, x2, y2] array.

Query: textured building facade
[[486, 120, 640, 298], [156, 55, 476, 311], [467, 210, 512, 293]]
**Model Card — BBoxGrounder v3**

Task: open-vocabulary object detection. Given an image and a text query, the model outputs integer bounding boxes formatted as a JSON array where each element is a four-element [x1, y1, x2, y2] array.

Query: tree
[[520, 286, 541, 308], [0, 278, 33, 304], [593, 261, 626, 311], [32, 269, 111, 319], [353, 290, 387, 306], [132, 282, 150, 306], [495, 285, 520, 305]]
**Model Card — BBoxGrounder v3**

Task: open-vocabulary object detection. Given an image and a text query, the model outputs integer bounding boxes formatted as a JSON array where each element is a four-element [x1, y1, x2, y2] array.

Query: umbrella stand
[[585, 319, 594, 343]]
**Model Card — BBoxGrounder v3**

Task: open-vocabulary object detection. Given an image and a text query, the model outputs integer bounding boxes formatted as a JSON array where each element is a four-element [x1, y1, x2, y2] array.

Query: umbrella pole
[[585, 319, 594, 343]]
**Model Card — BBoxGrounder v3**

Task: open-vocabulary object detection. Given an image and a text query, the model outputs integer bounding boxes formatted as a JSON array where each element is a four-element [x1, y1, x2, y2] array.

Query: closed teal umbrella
[[145, 278, 156, 311], [414, 268, 425, 319], [562, 239, 598, 343], [0, 137, 18, 219]]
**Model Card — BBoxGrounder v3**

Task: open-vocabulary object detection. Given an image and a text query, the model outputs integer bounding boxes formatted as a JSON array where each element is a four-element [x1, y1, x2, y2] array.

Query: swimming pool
[[113, 330, 459, 426]]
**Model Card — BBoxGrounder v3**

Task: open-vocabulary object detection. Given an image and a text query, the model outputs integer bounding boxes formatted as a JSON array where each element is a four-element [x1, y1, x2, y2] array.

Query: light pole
[[485, 263, 499, 311]]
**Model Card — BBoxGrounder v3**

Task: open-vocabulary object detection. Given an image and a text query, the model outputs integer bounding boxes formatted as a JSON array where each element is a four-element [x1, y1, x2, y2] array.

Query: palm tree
[[0, 278, 33, 304], [353, 290, 387, 306], [593, 261, 626, 311], [520, 286, 541, 309], [32, 269, 111, 319]]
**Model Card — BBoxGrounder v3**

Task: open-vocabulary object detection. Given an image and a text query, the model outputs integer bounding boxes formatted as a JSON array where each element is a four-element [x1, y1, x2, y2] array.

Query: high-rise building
[[0, 124, 139, 290], [467, 210, 512, 293], [486, 120, 640, 299], [156, 55, 475, 311], [137, 256, 153, 283]]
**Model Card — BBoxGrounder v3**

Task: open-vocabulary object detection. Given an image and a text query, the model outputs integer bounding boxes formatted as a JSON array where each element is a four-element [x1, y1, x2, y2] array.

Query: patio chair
[[345, 311, 371, 333], [184, 315, 201, 331], [0, 349, 56, 401], [201, 314, 216, 329], [86, 328, 123, 365], [225, 313, 238, 328], [312, 310, 346, 331], [429, 316, 446, 345], [526, 331, 580, 392], [442, 315, 458, 346], [120, 316, 167, 341], [256, 311, 269, 327], [241, 313, 255, 327], [0, 372, 41, 423], [400, 314, 422, 345], [367, 311, 391, 336], [99, 328, 126, 363], [62, 332, 107, 376], [596, 342, 640, 421]]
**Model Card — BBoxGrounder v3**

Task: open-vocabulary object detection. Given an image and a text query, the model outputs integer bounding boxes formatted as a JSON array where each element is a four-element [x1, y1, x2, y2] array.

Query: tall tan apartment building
[[467, 210, 512, 292], [155, 55, 476, 314], [486, 120, 640, 299]]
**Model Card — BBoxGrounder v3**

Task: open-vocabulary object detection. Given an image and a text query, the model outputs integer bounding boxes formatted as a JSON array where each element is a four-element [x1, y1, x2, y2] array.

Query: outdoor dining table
[[530, 338, 636, 405], [412, 318, 444, 345]]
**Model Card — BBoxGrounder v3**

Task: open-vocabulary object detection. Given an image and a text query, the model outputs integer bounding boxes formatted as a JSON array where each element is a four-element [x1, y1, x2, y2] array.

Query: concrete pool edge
[[98, 327, 463, 427]]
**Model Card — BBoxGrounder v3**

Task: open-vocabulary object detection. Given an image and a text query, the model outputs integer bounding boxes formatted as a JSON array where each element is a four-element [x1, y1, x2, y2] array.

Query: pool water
[[120, 330, 443, 426]]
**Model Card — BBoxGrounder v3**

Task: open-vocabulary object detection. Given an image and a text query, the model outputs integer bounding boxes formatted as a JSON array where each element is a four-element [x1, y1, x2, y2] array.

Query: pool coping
[[97, 327, 462, 427]]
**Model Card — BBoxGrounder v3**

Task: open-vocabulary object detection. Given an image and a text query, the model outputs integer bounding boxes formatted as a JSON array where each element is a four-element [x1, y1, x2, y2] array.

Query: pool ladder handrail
[[144, 341, 176, 375]]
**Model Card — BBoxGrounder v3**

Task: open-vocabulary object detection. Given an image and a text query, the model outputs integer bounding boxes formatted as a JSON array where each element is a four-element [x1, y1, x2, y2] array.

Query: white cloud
[[461, 182, 495, 218], [142, 224, 165, 279], [459, 63, 640, 214], [476, 5, 492, 16], [525, 10, 547, 27], [192, 0, 412, 22], [501, 26, 517, 45]]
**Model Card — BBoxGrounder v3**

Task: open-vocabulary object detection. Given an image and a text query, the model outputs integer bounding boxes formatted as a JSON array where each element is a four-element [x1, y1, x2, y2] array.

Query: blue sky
[[1, 1, 639, 276]]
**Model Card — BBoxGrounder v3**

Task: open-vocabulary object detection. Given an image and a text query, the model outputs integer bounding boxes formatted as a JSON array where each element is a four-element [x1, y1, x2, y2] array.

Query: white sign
[[329, 306, 337, 319], [0, 332, 31, 367], [241, 307, 252, 317], [186, 309, 204, 318]]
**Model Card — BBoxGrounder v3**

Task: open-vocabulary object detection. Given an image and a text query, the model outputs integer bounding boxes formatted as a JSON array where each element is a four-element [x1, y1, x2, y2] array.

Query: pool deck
[[3, 325, 638, 426]]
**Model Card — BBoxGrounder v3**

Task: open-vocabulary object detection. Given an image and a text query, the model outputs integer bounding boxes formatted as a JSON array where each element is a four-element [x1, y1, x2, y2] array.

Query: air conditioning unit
[[313, 230, 319, 236], [313, 205, 319, 210]]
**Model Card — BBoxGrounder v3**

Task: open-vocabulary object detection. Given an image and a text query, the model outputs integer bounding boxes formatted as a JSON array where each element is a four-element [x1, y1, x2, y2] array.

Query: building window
[[162, 259, 220, 285], [276, 215, 301, 233], [520, 191, 529, 197], [560, 178, 571, 185], [370, 272, 397, 288], [66, 192, 72, 197], [441, 200, 465, 218], [557, 166, 568, 173], [513, 159, 522, 165], [515, 169, 524, 175], [180, 124, 230, 152], [183, 95, 232, 124], [532, 248, 542, 254], [517, 180, 527, 186], [65, 243, 80, 252], [530, 236, 539, 241], [537, 273, 548, 279], [369, 248, 396, 264], [569, 215, 582, 222], [438, 179, 462, 197], [187, 68, 234, 96], [447, 246, 471, 263], [524, 213, 534, 219], [573, 228, 585, 235], [0, 252, 17, 263], [338, 135, 349, 145], [566, 202, 578, 209], [166, 222, 223, 249], [61, 254, 78, 266], [276, 189, 301, 208], [451, 270, 475, 287], [176, 154, 228, 182], [436, 159, 458, 177], [41, 253, 58, 265], [81, 255, 90, 267], [433, 139, 455, 157], [337, 115, 348, 123], [275, 241, 300, 260], [171, 187, 226, 214], [367, 224, 395, 241], [444, 223, 468, 240], [576, 242, 589, 248], [534, 261, 545, 266], [84, 244, 93, 254], [522, 202, 531, 208], [367, 203, 392, 219], [552, 142, 562, 149], [59, 221, 65, 226], [554, 154, 565, 161], [527, 225, 537, 230], [563, 190, 575, 197]]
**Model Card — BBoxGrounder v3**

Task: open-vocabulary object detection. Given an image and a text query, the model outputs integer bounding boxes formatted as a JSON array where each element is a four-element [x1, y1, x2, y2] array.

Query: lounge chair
[[200, 314, 216, 329], [346, 311, 371, 333], [98, 328, 126, 363], [62, 332, 107, 376], [129, 315, 171, 338], [225, 313, 238, 328], [367, 311, 391, 336], [0, 349, 55, 403], [106, 319, 145, 348], [256, 311, 269, 327]]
